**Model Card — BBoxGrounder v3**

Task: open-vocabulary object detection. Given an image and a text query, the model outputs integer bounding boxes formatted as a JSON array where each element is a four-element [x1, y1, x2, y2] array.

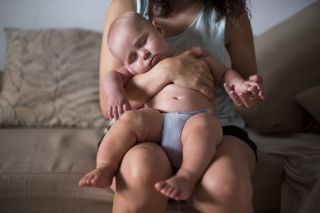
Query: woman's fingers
[[238, 92, 251, 108], [199, 85, 213, 100], [169, 50, 214, 93], [188, 47, 209, 57], [224, 83, 244, 107]]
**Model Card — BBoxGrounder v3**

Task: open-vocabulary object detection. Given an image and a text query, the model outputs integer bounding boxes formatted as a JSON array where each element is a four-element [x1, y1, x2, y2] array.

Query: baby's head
[[107, 11, 173, 74]]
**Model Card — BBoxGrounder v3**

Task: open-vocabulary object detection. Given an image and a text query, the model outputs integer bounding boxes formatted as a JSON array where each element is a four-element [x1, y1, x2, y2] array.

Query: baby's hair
[[107, 12, 149, 50]]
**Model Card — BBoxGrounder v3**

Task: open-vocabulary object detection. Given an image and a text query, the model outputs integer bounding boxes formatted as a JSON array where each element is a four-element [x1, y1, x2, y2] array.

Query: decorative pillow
[[0, 28, 107, 127], [295, 85, 320, 123], [240, 2, 320, 133]]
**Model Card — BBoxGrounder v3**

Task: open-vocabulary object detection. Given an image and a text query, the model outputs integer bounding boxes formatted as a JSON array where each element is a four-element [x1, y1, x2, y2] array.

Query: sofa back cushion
[[240, 2, 320, 134], [0, 28, 107, 127]]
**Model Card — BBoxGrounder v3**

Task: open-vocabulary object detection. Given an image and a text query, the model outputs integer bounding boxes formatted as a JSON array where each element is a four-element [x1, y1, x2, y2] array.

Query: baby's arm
[[104, 66, 133, 119], [203, 53, 263, 101]]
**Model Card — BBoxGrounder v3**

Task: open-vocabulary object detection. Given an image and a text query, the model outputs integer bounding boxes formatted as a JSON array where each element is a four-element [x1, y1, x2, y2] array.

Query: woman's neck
[[170, 1, 203, 17], [152, 1, 203, 37]]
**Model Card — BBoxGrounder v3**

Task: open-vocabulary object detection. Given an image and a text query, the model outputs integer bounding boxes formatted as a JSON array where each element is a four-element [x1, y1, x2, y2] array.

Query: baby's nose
[[142, 49, 150, 60]]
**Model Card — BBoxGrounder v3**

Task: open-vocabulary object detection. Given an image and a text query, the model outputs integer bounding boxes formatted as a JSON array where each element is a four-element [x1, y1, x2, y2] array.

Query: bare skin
[[79, 163, 115, 188], [80, 12, 261, 201], [79, 108, 164, 189], [96, 0, 263, 212], [79, 107, 222, 201]]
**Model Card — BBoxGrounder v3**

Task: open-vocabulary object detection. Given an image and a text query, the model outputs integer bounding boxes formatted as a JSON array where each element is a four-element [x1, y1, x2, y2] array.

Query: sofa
[[0, 2, 319, 213]]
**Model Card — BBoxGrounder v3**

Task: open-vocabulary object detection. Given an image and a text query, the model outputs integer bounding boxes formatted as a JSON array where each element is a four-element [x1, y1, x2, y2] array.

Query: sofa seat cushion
[[0, 128, 103, 174], [0, 128, 114, 213], [0, 128, 284, 213], [248, 130, 320, 213]]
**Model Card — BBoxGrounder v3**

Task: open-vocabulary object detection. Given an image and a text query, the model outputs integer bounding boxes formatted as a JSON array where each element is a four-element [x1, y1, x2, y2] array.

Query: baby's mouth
[[150, 54, 160, 67]]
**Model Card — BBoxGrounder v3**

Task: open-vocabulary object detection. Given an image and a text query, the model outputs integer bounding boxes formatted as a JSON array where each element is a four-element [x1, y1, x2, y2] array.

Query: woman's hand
[[161, 47, 215, 100], [224, 74, 266, 108]]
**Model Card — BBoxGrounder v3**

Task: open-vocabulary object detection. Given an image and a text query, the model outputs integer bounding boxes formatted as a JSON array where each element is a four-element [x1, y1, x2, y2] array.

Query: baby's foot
[[154, 173, 196, 200], [78, 165, 115, 188]]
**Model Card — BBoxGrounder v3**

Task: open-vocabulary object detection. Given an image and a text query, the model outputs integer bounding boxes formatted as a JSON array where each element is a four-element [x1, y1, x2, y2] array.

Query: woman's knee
[[193, 173, 253, 212], [118, 143, 172, 185], [113, 143, 171, 212], [207, 177, 252, 203]]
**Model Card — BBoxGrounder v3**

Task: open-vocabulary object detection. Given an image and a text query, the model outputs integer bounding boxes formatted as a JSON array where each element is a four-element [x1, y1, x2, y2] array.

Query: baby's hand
[[224, 75, 265, 108], [236, 81, 261, 95], [108, 91, 131, 120]]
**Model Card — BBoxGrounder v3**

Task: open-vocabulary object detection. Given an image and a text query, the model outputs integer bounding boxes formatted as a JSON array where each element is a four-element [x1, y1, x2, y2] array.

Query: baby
[[79, 11, 262, 200]]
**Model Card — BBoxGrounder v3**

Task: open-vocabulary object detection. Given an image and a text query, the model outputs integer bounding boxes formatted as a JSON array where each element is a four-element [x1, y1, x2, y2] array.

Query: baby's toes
[[85, 175, 94, 185], [168, 187, 179, 199], [155, 181, 166, 191], [159, 183, 170, 195]]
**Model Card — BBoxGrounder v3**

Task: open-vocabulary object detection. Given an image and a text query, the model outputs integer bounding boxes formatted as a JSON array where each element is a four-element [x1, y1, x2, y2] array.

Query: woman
[[99, 0, 264, 212]]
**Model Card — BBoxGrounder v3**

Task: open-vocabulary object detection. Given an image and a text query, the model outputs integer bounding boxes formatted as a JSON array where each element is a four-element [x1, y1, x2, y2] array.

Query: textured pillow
[[295, 85, 320, 123], [240, 2, 320, 133], [0, 28, 107, 127]]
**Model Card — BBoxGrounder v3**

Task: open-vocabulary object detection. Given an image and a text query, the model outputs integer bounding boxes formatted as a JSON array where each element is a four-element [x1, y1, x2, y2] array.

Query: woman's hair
[[149, 0, 249, 21]]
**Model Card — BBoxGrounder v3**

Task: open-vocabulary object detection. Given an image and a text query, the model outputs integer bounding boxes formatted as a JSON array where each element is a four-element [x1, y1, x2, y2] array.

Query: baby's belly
[[146, 84, 213, 112]]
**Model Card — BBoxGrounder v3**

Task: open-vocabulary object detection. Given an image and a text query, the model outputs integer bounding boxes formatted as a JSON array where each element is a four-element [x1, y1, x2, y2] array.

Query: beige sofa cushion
[[0, 128, 114, 213], [0, 128, 283, 213], [241, 2, 320, 134], [0, 28, 106, 128]]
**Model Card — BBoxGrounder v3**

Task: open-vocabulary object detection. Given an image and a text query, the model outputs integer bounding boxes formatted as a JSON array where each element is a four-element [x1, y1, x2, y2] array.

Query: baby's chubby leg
[[155, 112, 222, 200], [79, 108, 163, 188]]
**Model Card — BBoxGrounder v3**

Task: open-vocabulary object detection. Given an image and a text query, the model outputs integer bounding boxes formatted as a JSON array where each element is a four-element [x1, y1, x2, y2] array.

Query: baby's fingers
[[123, 102, 131, 112], [108, 106, 115, 120], [113, 107, 120, 120], [249, 74, 263, 84], [117, 105, 125, 117]]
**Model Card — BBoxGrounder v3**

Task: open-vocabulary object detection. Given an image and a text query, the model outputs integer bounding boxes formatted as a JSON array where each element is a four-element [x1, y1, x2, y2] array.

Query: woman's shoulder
[[108, 0, 137, 14], [225, 13, 252, 45]]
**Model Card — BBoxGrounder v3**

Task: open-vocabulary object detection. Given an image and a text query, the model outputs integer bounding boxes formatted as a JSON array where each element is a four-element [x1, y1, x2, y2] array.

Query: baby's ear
[[152, 20, 165, 36]]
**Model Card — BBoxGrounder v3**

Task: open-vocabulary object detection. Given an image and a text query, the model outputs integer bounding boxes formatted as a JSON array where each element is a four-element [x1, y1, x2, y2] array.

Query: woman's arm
[[99, 0, 136, 118], [225, 14, 257, 79], [225, 14, 265, 108], [125, 47, 215, 108]]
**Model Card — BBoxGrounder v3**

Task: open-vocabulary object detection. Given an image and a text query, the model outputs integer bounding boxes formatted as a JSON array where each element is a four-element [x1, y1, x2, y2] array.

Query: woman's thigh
[[189, 135, 256, 212], [111, 143, 173, 212]]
